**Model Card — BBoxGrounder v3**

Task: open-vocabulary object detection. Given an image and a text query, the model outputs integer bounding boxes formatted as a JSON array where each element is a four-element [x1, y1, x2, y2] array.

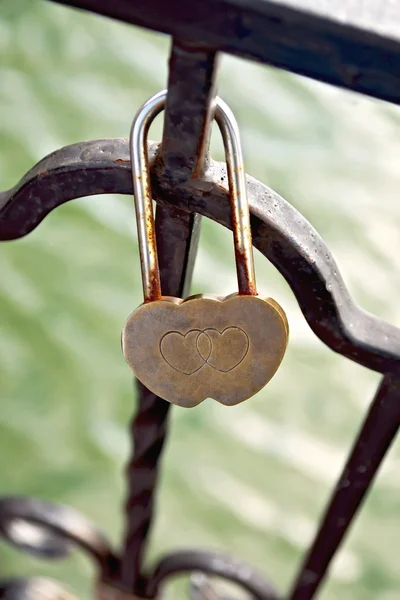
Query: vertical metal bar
[[119, 40, 218, 594], [160, 41, 219, 180], [120, 382, 170, 595], [155, 206, 201, 300], [120, 210, 201, 594], [288, 375, 400, 600]]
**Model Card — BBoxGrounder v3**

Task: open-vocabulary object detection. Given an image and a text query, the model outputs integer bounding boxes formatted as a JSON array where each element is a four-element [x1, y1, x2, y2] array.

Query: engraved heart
[[160, 327, 248, 375], [122, 294, 288, 407], [160, 329, 210, 375], [197, 327, 249, 372]]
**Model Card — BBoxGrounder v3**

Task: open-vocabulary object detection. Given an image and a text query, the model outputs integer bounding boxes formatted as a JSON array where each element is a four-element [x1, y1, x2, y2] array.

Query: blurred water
[[0, 1, 399, 599]]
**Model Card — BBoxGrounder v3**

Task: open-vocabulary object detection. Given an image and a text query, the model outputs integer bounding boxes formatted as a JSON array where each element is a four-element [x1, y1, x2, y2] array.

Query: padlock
[[122, 90, 288, 407]]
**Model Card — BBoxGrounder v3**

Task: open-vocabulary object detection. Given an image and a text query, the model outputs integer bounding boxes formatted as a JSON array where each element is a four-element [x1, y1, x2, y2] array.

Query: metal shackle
[[129, 89, 257, 302]]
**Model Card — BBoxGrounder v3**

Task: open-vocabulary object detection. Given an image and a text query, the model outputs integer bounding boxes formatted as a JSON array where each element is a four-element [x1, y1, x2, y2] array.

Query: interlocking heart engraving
[[160, 325, 249, 375], [122, 294, 288, 407], [122, 91, 289, 407]]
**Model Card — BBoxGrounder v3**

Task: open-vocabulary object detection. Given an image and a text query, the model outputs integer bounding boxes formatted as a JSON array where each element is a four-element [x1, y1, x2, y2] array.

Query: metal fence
[[0, 1, 399, 598]]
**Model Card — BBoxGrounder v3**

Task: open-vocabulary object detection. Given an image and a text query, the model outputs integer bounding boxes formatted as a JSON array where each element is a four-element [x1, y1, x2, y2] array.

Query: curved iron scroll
[[0, 497, 116, 570], [0, 495, 279, 599], [0, 577, 79, 599], [1, 138, 400, 375]]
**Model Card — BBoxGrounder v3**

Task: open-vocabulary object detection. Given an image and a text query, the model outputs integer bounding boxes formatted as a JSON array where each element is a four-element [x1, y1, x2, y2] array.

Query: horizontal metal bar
[[49, 0, 400, 105], [1, 138, 400, 375]]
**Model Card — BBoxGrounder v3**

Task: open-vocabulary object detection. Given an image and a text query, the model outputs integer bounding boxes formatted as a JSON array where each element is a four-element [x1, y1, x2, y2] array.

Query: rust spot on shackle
[[130, 91, 257, 301], [235, 248, 258, 296], [214, 98, 257, 296]]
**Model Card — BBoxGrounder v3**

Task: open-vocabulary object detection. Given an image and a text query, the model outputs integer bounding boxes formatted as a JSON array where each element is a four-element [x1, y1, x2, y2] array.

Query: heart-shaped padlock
[[122, 90, 288, 407]]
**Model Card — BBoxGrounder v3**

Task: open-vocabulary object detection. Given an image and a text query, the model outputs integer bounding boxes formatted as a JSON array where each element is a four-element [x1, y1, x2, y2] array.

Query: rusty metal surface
[[0, 138, 135, 241], [1, 138, 399, 375], [130, 91, 165, 302], [155, 42, 214, 299], [214, 98, 257, 296], [159, 42, 219, 180], [155, 206, 201, 301], [48, 0, 400, 106], [129, 90, 257, 302], [130, 90, 259, 299]]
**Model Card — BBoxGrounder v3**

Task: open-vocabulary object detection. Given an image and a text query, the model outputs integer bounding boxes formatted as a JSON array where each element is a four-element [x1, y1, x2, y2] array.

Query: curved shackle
[[130, 89, 257, 302]]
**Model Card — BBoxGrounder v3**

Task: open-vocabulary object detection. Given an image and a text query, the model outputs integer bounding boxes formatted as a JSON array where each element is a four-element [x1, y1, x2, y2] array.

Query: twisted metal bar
[[120, 382, 171, 593], [119, 44, 217, 594]]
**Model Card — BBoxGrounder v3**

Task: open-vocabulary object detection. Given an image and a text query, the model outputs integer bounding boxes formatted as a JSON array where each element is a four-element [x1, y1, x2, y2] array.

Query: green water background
[[0, 1, 399, 598]]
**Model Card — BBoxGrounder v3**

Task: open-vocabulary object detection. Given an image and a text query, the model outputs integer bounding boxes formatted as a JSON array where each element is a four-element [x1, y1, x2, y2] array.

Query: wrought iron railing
[[0, 1, 399, 599]]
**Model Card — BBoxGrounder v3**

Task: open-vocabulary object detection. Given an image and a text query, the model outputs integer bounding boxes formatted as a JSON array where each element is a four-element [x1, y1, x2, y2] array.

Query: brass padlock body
[[122, 91, 288, 406]]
